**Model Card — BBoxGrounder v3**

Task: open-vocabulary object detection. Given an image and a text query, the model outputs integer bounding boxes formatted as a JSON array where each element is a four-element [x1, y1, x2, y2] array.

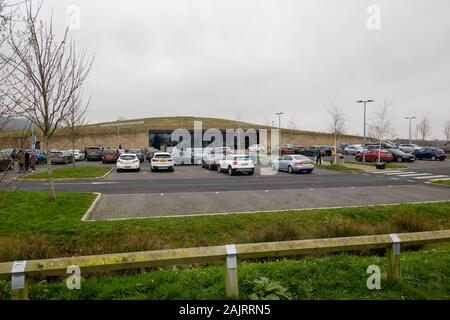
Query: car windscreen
[[128, 150, 141, 154], [292, 155, 308, 160], [51, 152, 62, 157], [120, 155, 136, 160], [103, 150, 116, 154], [234, 156, 250, 160]]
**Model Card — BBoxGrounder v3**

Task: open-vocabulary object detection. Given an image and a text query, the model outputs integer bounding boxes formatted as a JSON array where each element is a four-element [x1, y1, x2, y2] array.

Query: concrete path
[[87, 184, 450, 220]]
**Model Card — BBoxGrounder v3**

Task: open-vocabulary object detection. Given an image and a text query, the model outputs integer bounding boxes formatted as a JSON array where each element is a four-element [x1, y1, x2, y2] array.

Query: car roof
[[120, 153, 137, 157]]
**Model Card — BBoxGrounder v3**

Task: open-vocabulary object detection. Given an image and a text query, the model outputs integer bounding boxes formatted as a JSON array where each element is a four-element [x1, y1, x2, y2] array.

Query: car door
[[284, 156, 293, 170], [277, 156, 286, 171]]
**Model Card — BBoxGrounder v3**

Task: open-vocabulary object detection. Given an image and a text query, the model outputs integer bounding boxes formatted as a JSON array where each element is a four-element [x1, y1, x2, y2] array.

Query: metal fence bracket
[[11, 260, 27, 290], [389, 233, 401, 255]]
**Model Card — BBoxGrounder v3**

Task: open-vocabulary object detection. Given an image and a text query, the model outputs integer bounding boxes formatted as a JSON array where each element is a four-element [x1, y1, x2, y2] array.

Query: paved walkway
[[87, 184, 450, 220]]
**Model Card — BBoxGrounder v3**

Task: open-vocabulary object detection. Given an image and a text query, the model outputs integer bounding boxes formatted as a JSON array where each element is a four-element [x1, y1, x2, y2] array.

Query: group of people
[[16, 149, 37, 173]]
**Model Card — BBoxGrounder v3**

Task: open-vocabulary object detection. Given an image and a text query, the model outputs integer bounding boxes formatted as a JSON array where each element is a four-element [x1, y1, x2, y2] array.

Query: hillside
[[0, 116, 366, 150]]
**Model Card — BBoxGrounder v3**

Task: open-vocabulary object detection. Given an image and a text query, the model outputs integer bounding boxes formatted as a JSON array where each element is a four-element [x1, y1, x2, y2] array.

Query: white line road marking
[[91, 182, 119, 185], [397, 173, 431, 177], [429, 177, 450, 181], [372, 170, 404, 174], [383, 172, 417, 176], [390, 177, 400, 180], [414, 175, 449, 180]]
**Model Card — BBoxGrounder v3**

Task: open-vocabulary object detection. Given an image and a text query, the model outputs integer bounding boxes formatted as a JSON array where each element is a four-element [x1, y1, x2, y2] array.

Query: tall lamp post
[[405, 116, 416, 144], [357, 99, 375, 162], [275, 112, 284, 129]]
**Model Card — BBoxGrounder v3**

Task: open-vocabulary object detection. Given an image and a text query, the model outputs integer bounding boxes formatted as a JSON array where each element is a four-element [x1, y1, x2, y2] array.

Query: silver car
[[272, 154, 315, 174]]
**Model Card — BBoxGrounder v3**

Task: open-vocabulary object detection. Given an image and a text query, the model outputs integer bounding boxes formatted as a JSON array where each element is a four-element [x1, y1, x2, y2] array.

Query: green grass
[[0, 191, 449, 263], [432, 180, 450, 186], [316, 164, 363, 173], [23, 166, 111, 180], [1, 245, 449, 300], [347, 161, 408, 169]]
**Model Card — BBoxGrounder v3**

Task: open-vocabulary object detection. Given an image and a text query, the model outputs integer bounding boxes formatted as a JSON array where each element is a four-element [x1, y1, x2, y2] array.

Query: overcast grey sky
[[37, 0, 450, 139]]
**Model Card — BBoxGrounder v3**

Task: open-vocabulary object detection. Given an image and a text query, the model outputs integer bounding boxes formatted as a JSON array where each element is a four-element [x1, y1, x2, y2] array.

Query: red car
[[102, 149, 120, 164], [356, 149, 393, 162]]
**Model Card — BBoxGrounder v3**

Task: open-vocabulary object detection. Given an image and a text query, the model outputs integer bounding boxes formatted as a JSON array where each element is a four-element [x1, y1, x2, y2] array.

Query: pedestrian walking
[[25, 150, 30, 172], [315, 148, 322, 165], [29, 151, 36, 172], [17, 149, 25, 173]]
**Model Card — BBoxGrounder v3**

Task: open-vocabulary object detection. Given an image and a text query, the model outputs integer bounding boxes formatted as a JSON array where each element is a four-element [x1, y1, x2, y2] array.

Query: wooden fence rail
[[0, 229, 449, 300]]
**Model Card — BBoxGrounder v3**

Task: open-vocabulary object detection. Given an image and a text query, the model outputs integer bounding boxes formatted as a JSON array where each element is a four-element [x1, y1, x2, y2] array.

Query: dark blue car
[[26, 149, 47, 164], [413, 148, 446, 161]]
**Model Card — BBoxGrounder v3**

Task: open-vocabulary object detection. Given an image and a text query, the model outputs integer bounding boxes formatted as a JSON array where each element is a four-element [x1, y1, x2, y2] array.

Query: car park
[[413, 148, 446, 161], [344, 145, 366, 155], [127, 149, 144, 163], [355, 149, 393, 162], [217, 154, 255, 176], [86, 146, 103, 161], [151, 152, 175, 172], [50, 150, 74, 165], [102, 149, 120, 164], [272, 154, 315, 174], [398, 144, 419, 153], [386, 148, 415, 163], [116, 153, 141, 172]]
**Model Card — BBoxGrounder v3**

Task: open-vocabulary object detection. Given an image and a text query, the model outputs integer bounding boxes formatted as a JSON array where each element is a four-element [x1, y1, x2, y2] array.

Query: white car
[[249, 144, 266, 153], [217, 154, 255, 176], [68, 149, 85, 161], [399, 144, 419, 153], [116, 153, 141, 172], [151, 152, 174, 172], [344, 145, 366, 155]]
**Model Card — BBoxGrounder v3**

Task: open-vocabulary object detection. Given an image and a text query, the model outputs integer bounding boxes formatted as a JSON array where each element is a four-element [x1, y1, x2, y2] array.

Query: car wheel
[[248, 169, 254, 176], [288, 166, 294, 174], [431, 156, 437, 161], [228, 166, 233, 176], [306, 169, 313, 174], [116, 168, 121, 172], [396, 157, 403, 163]]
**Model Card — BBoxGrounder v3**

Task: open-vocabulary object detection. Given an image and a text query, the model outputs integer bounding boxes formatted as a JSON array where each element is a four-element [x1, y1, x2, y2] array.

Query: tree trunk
[[44, 136, 57, 200], [72, 127, 76, 168]]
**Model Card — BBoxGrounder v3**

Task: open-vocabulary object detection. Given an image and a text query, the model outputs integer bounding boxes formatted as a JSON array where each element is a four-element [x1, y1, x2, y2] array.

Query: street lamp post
[[357, 99, 375, 162], [275, 112, 284, 129], [405, 116, 416, 144]]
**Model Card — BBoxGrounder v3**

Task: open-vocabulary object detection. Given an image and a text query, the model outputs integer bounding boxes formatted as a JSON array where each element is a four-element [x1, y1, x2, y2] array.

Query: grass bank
[[0, 245, 448, 300], [316, 164, 363, 173], [23, 166, 111, 180], [432, 180, 450, 186], [0, 191, 449, 263]]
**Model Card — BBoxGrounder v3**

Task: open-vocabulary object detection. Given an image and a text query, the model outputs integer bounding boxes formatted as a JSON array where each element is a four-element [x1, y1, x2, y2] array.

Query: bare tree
[[63, 90, 89, 167], [369, 101, 394, 162], [443, 120, 450, 143], [327, 106, 346, 163], [287, 118, 297, 130], [416, 117, 431, 142], [2, 3, 93, 199]]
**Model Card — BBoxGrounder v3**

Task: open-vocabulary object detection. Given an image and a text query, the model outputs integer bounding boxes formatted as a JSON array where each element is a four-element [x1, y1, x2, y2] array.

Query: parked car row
[[353, 145, 446, 163]]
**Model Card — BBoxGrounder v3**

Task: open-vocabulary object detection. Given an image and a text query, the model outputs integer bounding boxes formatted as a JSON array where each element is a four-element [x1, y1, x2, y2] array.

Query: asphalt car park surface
[[1, 157, 449, 220]]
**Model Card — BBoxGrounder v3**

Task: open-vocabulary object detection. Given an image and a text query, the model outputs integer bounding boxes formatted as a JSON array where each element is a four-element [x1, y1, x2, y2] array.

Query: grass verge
[[316, 164, 363, 173], [23, 166, 111, 180], [347, 161, 408, 169], [0, 191, 449, 262], [431, 180, 450, 186], [0, 244, 449, 300]]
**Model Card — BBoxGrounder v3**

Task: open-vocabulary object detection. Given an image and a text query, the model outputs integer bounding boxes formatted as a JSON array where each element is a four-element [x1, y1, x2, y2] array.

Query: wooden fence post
[[225, 245, 239, 299], [11, 261, 28, 300], [387, 234, 401, 279]]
